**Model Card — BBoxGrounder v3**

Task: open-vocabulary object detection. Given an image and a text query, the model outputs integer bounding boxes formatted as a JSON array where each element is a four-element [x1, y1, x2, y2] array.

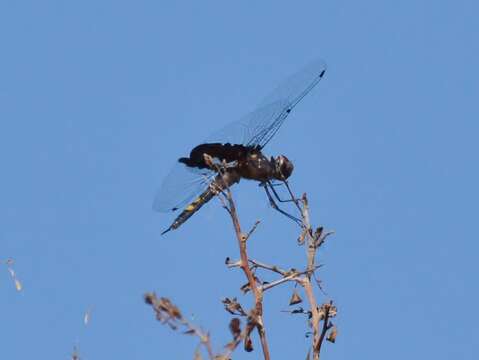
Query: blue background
[[1, 1, 477, 359]]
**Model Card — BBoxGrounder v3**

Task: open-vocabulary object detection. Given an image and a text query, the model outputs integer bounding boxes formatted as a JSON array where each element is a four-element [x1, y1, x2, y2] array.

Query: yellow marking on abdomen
[[185, 196, 203, 211]]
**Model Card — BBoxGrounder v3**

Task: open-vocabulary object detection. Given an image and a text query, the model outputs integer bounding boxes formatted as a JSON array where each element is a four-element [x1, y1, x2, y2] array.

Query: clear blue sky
[[1, 1, 477, 359]]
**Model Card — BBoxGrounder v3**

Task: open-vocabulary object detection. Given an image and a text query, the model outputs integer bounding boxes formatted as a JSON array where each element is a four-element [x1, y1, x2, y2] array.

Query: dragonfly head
[[273, 155, 294, 180]]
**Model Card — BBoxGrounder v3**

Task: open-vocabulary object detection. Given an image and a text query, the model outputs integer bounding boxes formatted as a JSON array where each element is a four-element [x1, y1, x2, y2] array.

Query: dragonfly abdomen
[[161, 186, 216, 235], [161, 170, 241, 235]]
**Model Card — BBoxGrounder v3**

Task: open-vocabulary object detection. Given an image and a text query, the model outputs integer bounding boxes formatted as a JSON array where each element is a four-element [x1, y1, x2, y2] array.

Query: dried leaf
[[297, 229, 307, 245], [290, 307, 305, 314], [222, 298, 246, 316], [240, 282, 251, 294], [314, 226, 324, 240], [229, 318, 241, 339], [327, 326, 338, 343], [318, 303, 337, 320], [289, 291, 303, 305], [244, 335, 253, 352], [145, 293, 187, 330], [160, 297, 183, 319]]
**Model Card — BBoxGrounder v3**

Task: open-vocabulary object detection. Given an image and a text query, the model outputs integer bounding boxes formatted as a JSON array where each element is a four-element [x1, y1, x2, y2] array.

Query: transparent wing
[[259, 58, 327, 110], [152, 161, 216, 213], [205, 100, 289, 147], [206, 58, 327, 148]]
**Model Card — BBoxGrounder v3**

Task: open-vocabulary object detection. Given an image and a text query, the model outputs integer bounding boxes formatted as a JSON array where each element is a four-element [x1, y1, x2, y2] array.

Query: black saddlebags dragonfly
[[154, 59, 327, 235]]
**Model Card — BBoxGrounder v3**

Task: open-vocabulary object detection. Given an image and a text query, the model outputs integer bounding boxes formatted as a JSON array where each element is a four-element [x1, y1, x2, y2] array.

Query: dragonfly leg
[[263, 184, 302, 226], [266, 181, 298, 203]]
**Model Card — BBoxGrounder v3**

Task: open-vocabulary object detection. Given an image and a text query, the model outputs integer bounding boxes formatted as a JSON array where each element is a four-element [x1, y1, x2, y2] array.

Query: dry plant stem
[[249, 259, 288, 276], [227, 259, 288, 276], [225, 188, 271, 360], [261, 273, 298, 291], [300, 278, 322, 360], [261, 265, 321, 293], [144, 293, 215, 360], [174, 317, 215, 358], [185, 324, 215, 360], [300, 195, 323, 360], [301, 196, 316, 273]]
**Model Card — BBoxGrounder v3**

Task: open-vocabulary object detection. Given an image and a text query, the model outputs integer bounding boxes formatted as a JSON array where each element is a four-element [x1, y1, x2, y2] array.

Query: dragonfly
[[154, 59, 327, 235]]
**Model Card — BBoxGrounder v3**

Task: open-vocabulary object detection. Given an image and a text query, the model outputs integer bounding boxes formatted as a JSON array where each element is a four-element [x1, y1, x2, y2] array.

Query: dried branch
[[144, 293, 215, 359], [146, 159, 338, 359], [221, 187, 271, 360], [219, 175, 337, 360], [292, 193, 337, 360], [248, 259, 289, 276], [261, 273, 298, 292]]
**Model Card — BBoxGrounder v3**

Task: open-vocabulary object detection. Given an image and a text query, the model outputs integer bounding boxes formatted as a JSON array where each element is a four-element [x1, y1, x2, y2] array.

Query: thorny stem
[[224, 187, 271, 360]]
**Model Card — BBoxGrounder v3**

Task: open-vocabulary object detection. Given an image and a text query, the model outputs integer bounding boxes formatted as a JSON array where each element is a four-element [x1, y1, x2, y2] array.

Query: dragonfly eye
[[275, 155, 294, 180]]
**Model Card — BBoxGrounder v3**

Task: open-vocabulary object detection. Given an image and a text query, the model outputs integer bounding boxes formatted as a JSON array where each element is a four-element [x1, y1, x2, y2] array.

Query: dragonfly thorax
[[234, 150, 293, 183]]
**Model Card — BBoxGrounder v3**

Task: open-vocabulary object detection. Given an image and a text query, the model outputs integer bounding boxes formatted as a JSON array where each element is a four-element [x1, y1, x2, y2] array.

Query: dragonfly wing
[[153, 161, 216, 213], [205, 58, 327, 149], [205, 100, 289, 147], [259, 58, 327, 110], [253, 58, 327, 148]]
